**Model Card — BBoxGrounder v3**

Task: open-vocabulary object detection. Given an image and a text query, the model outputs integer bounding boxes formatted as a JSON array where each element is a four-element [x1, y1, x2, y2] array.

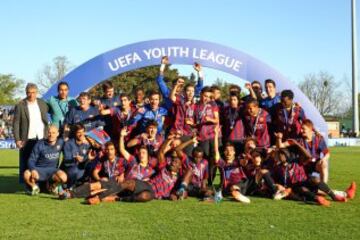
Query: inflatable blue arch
[[43, 39, 327, 137]]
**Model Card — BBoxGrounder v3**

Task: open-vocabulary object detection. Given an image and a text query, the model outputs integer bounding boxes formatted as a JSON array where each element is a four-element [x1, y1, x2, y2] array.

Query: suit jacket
[[13, 98, 49, 141]]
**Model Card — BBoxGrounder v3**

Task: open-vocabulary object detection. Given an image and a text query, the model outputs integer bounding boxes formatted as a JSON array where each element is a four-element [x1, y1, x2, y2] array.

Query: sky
[[0, 0, 358, 93]]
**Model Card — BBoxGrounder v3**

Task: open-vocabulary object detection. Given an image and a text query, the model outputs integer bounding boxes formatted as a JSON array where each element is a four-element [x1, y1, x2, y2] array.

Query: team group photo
[[0, 1, 359, 239]]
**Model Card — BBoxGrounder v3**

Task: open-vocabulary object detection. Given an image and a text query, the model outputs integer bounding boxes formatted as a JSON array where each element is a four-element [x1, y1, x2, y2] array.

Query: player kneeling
[[59, 138, 184, 204], [173, 139, 213, 201], [23, 125, 67, 195], [273, 133, 356, 206]]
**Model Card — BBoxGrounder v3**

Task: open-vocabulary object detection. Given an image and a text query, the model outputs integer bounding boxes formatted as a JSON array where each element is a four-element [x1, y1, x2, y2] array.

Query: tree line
[[0, 56, 358, 121]]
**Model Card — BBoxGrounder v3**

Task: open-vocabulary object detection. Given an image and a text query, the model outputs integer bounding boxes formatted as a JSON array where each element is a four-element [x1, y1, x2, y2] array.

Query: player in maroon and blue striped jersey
[[93, 142, 127, 183], [127, 120, 163, 158], [221, 92, 245, 154], [169, 63, 202, 157], [170, 136, 213, 200], [192, 86, 220, 186], [118, 127, 155, 182], [243, 99, 271, 148], [272, 133, 355, 205], [279, 119, 329, 183], [272, 90, 306, 140], [100, 93, 137, 145], [213, 126, 250, 203]]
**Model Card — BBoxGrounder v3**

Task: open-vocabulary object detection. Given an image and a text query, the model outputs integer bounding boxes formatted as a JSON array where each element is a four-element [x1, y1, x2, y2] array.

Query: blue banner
[[42, 39, 327, 138], [0, 139, 16, 149]]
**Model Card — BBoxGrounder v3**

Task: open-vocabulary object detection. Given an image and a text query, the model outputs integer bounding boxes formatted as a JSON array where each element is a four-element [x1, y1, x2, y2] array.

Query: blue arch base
[[43, 39, 327, 137]]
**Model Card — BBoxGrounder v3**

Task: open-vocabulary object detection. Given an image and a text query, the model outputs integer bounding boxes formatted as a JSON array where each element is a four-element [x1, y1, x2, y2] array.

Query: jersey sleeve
[[156, 74, 170, 98], [318, 136, 329, 156]]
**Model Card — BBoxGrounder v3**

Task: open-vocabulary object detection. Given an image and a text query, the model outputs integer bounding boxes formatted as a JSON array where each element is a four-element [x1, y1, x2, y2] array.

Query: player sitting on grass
[[58, 138, 184, 204], [273, 133, 356, 206], [231, 136, 288, 202], [119, 127, 155, 182], [213, 126, 250, 203], [61, 124, 92, 189], [92, 141, 127, 183], [171, 137, 214, 201], [126, 120, 164, 158], [24, 125, 67, 195]]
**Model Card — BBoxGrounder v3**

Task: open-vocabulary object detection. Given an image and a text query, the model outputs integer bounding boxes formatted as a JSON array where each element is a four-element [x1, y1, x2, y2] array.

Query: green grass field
[[0, 147, 359, 240]]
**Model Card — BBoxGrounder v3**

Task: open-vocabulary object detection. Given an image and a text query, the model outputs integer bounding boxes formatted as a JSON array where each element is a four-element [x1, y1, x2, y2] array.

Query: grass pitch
[[0, 147, 359, 240]]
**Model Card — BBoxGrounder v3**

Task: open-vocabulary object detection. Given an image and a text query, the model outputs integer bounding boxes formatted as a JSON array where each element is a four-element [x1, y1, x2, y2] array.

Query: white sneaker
[[273, 190, 286, 200], [233, 191, 251, 203], [31, 185, 40, 196]]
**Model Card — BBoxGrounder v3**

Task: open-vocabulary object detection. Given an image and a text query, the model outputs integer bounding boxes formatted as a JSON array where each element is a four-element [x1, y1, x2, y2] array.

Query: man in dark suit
[[13, 83, 49, 183]]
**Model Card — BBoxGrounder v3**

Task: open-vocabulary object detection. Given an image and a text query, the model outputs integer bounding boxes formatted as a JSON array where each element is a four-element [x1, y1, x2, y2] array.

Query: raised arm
[[290, 139, 312, 164], [156, 56, 170, 98], [245, 83, 257, 100], [119, 127, 131, 161], [194, 62, 204, 97], [158, 138, 174, 166], [170, 80, 183, 103], [127, 134, 143, 148], [174, 136, 198, 159], [214, 125, 221, 163], [205, 110, 219, 125]]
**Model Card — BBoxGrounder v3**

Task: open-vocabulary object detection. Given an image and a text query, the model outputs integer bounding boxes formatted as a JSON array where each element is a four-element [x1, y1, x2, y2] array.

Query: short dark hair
[[78, 92, 90, 99], [192, 146, 204, 155], [246, 99, 259, 107], [302, 119, 314, 129], [250, 149, 262, 159], [229, 84, 241, 94], [73, 124, 85, 132], [102, 81, 114, 92], [135, 87, 144, 93], [281, 90, 294, 100], [265, 79, 276, 88], [184, 83, 195, 91], [224, 141, 235, 150], [251, 80, 262, 87], [201, 86, 212, 94], [211, 85, 221, 92], [229, 92, 240, 102], [105, 141, 115, 149], [244, 137, 257, 146], [57, 81, 69, 91], [146, 120, 158, 128], [119, 93, 130, 100], [149, 90, 161, 98]]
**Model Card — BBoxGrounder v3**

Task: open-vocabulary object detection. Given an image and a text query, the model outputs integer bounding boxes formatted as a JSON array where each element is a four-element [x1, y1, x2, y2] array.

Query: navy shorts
[[34, 167, 58, 182], [187, 184, 207, 198], [134, 180, 155, 199]]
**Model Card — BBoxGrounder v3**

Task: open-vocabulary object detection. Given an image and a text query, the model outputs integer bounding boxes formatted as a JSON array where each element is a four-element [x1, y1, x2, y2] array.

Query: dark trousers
[[199, 138, 222, 186], [19, 139, 38, 183]]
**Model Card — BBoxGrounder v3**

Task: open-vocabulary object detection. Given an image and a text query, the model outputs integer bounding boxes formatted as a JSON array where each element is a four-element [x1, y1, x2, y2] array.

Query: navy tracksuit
[[28, 139, 64, 181], [62, 138, 91, 188]]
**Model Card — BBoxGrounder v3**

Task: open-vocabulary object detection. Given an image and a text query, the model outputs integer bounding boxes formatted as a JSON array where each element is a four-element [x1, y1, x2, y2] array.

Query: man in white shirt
[[13, 83, 49, 183]]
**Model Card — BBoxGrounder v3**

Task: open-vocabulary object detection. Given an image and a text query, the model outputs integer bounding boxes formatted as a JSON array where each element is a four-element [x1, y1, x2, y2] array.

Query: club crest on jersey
[[56, 145, 61, 150]]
